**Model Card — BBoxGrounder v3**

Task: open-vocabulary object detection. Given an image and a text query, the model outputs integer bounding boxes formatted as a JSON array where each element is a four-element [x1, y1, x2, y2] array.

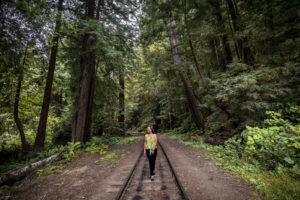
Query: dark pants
[[146, 148, 157, 176]]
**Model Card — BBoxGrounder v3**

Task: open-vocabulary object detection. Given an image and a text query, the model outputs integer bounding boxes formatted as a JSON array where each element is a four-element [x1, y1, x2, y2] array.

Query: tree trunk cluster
[[72, 0, 96, 143]]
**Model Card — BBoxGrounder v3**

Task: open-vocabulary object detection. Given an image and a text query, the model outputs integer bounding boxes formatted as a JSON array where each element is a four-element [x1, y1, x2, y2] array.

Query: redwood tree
[[14, 46, 29, 152], [118, 66, 125, 135], [34, 0, 64, 151], [226, 0, 253, 65], [71, 0, 96, 143], [164, 17, 205, 131]]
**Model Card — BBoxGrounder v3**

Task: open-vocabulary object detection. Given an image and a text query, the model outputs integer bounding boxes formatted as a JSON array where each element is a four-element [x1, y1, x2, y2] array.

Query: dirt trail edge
[[159, 135, 258, 200]]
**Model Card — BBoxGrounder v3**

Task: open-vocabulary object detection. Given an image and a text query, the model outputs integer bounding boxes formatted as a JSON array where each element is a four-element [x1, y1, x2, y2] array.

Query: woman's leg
[[150, 149, 158, 176], [152, 149, 157, 173], [146, 149, 155, 176], [146, 149, 154, 176]]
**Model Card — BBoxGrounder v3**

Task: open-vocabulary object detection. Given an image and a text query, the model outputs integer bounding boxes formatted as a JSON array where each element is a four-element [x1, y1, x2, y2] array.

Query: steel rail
[[158, 140, 190, 200], [115, 138, 190, 200], [114, 148, 143, 200]]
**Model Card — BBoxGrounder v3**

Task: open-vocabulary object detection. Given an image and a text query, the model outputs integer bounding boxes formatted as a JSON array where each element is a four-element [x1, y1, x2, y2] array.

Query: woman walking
[[144, 126, 158, 181]]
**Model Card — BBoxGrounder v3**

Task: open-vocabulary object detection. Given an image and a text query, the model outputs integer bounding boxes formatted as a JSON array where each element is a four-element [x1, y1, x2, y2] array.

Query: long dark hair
[[148, 126, 155, 134]]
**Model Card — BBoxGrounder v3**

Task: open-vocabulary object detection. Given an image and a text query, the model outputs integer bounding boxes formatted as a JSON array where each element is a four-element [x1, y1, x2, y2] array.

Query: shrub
[[202, 62, 300, 137], [62, 142, 81, 162], [228, 105, 300, 175]]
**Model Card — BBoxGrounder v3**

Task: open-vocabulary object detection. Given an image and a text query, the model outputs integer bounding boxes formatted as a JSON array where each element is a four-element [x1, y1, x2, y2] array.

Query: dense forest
[[0, 0, 299, 199]]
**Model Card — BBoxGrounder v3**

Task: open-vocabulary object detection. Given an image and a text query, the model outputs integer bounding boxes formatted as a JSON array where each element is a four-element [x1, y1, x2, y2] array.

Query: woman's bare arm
[[144, 135, 147, 155], [153, 134, 158, 151]]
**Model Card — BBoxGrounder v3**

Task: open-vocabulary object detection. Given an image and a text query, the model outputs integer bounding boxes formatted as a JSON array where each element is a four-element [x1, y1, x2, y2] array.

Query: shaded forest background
[[0, 0, 300, 197]]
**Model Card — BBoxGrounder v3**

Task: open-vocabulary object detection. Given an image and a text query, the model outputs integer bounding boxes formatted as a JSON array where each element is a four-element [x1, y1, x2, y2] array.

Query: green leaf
[[284, 157, 294, 165]]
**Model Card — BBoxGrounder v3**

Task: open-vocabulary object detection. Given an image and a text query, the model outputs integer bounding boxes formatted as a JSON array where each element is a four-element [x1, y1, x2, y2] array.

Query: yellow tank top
[[146, 134, 157, 150]]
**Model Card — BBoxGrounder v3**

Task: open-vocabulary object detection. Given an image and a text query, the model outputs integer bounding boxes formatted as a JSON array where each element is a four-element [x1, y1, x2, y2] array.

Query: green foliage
[[263, 172, 300, 200], [203, 63, 300, 137], [0, 132, 21, 153], [0, 0, 299, 197], [36, 164, 62, 177], [51, 105, 73, 146], [62, 142, 81, 162], [0, 184, 17, 195], [34, 145, 64, 160], [241, 106, 300, 172], [137, 0, 300, 137], [0, 0, 138, 165], [100, 151, 119, 161], [0, 135, 137, 176], [83, 136, 137, 148], [85, 143, 108, 155], [0, 145, 64, 176], [164, 104, 300, 199], [166, 127, 300, 199]]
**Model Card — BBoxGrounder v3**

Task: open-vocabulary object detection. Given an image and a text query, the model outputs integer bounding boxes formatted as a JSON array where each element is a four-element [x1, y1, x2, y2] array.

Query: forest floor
[[0, 137, 144, 200], [1, 135, 259, 200]]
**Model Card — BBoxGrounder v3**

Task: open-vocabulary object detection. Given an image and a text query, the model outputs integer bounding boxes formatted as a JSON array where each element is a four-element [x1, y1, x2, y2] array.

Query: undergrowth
[[0, 136, 137, 176], [0, 145, 64, 176], [0, 135, 137, 194], [165, 105, 300, 200]]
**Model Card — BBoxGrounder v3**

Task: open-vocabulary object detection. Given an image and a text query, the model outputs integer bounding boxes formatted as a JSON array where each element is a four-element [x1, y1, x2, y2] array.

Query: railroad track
[[115, 140, 189, 200]]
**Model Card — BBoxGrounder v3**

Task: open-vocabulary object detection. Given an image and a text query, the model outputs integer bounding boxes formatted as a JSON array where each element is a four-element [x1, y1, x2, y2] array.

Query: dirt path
[[2, 136, 144, 200], [159, 135, 257, 200], [2, 135, 259, 200]]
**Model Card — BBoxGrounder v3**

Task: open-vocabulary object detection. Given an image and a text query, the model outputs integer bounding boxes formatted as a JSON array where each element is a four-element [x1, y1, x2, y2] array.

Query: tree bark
[[226, 0, 254, 65], [0, 148, 64, 186], [118, 67, 125, 135], [213, 1, 232, 67], [213, 37, 221, 68], [226, 0, 242, 59], [183, 9, 206, 83], [209, 37, 219, 70], [14, 46, 29, 152], [82, 0, 104, 141], [221, 34, 232, 66], [164, 18, 205, 131], [187, 35, 203, 78], [83, 62, 96, 142], [72, 0, 96, 143], [34, 0, 64, 152]]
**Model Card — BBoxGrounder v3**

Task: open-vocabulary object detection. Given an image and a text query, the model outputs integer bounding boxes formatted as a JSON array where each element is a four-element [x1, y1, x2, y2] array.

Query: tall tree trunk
[[213, 1, 232, 67], [96, 0, 103, 19], [187, 34, 205, 80], [226, 0, 242, 59], [118, 67, 125, 135], [164, 18, 205, 131], [221, 34, 232, 66], [83, 62, 96, 142], [34, 0, 63, 152], [226, 0, 254, 64], [242, 37, 254, 65], [209, 37, 219, 70], [213, 37, 221, 68], [14, 46, 29, 152], [83, 59, 99, 142], [183, 8, 206, 84], [82, 0, 103, 142], [72, 0, 96, 143], [227, 10, 240, 59]]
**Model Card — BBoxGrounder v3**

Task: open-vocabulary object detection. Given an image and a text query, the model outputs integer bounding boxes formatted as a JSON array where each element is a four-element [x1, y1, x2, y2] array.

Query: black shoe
[[150, 176, 154, 181]]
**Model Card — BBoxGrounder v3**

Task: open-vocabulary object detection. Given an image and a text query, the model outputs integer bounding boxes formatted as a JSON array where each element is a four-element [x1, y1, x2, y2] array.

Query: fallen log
[[0, 148, 65, 186]]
